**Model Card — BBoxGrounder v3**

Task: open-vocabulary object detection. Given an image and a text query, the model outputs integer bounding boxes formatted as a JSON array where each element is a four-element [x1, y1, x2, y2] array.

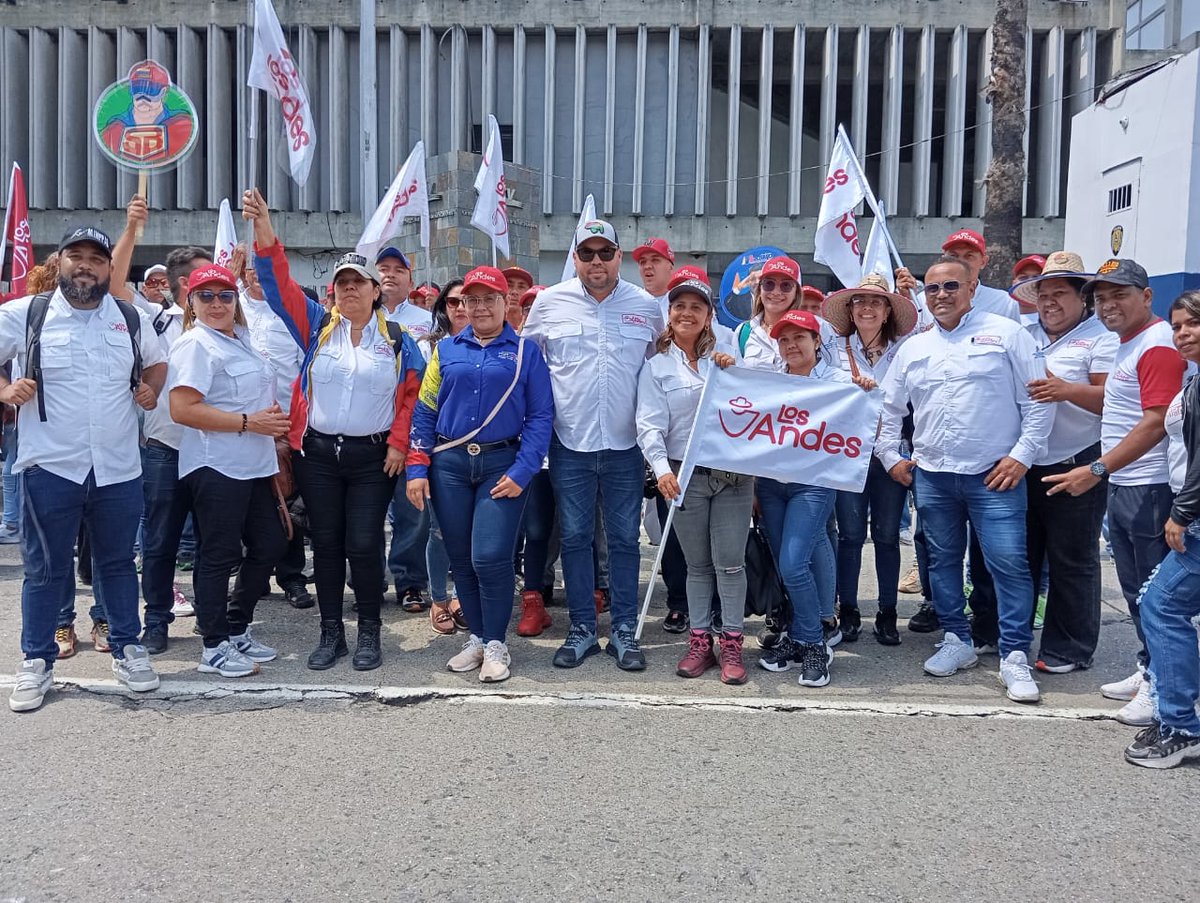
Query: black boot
[[873, 607, 901, 646], [353, 619, 383, 671], [307, 619, 348, 670], [908, 601, 940, 633], [840, 606, 862, 642]]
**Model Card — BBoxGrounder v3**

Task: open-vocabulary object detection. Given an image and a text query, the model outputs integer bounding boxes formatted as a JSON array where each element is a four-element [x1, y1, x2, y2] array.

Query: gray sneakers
[[112, 645, 161, 693], [9, 659, 53, 712], [231, 628, 277, 663], [553, 624, 601, 668], [606, 623, 646, 671], [198, 640, 260, 678]]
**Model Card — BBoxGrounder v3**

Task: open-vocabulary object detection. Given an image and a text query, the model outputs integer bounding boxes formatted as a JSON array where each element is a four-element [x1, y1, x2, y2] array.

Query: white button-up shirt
[[130, 291, 186, 449], [242, 293, 304, 413], [636, 344, 715, 478], [307, 316, 398, 436], [522, 276, 664, 452], [386, 301, 433, 340], [878, 308, 1054, 474], [735, 314, 839, 373], [168, 322, 278, 480], [1026, 315, 1118, 465], [0, 290, 165, 486]]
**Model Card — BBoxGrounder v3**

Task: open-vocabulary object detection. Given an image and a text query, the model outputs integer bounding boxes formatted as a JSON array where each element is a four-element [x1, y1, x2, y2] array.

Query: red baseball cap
[[667, 265, 710, 289], [769, 309, 821, 340], [502, 266, 534, 286], [631, 238, 675, 265], [760, 256, 801, 283], [520, 285, 547, 308], [1012, 254, 1047, 279], [800, 285, 825, 304], [409, 284, 438, 302], [462, 266, 509, 294], [187, 264, 238, 293], [942, 229, 986, 254]]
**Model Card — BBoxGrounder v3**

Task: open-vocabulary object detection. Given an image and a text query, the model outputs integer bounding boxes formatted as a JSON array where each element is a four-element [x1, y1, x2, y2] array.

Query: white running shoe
[[447, 634, 485, 672], [1116, 678, 1155, 726], [171, 586, 194, 617], [198, 641, 259, 678], [480, 641, 511, 683], [999, 650, 1041, 703], [9, 659, 53, 712], [923, 632, 979, 677], [112, 645, 161, 693], [231, 628, 277, 663], [1101, 668, 1143, 701]]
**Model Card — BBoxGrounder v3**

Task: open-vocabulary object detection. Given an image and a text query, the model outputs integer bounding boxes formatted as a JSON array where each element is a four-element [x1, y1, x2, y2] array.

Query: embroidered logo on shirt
[[374, 342, 393, 356], [1068, 339, 1092, 349], [971, 335, 1002, 346], [110, 321, 129, 333], [498, 351, 518, 362], [620, 314, 649, 328]]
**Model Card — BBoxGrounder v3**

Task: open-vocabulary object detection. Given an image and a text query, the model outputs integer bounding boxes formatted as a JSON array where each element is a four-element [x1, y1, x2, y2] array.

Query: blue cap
[[375, 246, 412, 269]]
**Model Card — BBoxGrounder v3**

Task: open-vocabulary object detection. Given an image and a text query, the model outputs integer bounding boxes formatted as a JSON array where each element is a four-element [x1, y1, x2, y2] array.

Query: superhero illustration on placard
[[93, 60, 198, 170]]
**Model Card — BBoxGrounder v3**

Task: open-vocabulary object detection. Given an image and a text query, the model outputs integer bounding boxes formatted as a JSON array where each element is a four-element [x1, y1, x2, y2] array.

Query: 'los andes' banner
[[677, 366, 881, 495]]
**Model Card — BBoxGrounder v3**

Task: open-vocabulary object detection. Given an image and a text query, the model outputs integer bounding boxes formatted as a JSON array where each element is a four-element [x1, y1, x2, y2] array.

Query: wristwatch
[[1090, 460, 1108, 478]]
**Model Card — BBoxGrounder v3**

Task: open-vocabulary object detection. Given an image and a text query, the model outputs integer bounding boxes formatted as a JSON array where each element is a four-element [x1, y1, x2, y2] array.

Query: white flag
[[248, 0, 316, 186], [560, 193, 597, 283], [677, 366, 880, 496], [470, 115, 510, 259], [861, 207, 895, 291], [213, 199, 239, 270], [814, 130, 869, 289], [357, 142, 430, 260]]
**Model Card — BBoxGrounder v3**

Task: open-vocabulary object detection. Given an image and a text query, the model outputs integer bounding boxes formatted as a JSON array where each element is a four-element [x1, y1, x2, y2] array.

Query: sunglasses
[[576, 246, 617, 262], [924, 281, 962, 296], [144, 277, 169, 288], [192, 290, 238, 305], [760, 279, 797, 294]]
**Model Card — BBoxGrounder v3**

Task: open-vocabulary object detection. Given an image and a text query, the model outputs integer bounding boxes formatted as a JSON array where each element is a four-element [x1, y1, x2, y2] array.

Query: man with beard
[[0, 227, 167, 712]]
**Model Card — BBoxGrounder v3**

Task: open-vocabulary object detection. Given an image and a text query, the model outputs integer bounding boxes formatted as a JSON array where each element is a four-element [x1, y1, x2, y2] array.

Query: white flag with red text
[[470, 115, 510, 260], [0, 163, 33, 300], [814, 131, 869, 289], [248, 0, 315, 186], [861, 205, 896, 291], [357, 142, 430, 259], [560, 193, 596, 284], [677, 366, 880, 495], [213, 199, 239, 270]]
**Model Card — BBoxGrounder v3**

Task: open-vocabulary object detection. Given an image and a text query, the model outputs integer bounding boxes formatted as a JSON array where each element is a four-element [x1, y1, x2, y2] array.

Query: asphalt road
[[1, 536, 1197, 902]]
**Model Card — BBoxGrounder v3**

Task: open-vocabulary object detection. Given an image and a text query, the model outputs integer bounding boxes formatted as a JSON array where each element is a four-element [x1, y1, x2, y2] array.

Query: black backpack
[[25, 292, 143, 422]]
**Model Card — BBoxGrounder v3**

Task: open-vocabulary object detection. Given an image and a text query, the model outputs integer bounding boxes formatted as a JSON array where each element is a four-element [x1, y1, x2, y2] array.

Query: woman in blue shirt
[[407, 266, 555, 682]]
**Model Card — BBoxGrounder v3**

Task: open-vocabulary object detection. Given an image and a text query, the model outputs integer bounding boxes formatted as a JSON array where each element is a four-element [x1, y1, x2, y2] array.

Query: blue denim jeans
[[1139, 532, 1200, 735], [835, 457, 907, 611], [426, 508, 452, 604], [21, 468, 142, 664], [757, 478, 836, 646], [548, 438, 644, 632], [430, 445, 528, 642], [388, 473, 431, 592], [140, 442, 193, 629], [2, 420, 20, 528], [913, 468, 1034, 656]]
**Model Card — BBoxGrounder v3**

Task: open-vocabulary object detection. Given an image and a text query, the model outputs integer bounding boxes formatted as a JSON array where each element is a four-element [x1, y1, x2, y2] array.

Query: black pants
[[655, 494, 689, 614], [275, 521, 307, 589], [185, 468, 288, 647], [295, 432, 397, 623]]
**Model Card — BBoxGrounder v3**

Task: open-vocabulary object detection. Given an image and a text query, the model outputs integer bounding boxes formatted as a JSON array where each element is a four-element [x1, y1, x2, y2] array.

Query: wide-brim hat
[[1010, 251, 1093, 306], [821, 274, 918, 338]]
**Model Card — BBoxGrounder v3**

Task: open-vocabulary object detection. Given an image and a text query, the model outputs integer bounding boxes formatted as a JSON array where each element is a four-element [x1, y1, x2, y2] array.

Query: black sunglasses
[[192, 290, 238, 305], [576, 246, 617, 262], [925, 280, 962, 297]]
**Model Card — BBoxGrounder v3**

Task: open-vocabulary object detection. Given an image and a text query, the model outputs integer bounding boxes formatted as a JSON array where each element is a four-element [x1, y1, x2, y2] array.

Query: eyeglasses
[[760, 279, 797, 294], [144, 278, 169, 288], [446, 296, 466, 308], [576, 246, 617, 262], [925, 281, 962, 297], [851, 296, 887, 308], [192, 290, 238, 305], [464, 293, 505, 309]]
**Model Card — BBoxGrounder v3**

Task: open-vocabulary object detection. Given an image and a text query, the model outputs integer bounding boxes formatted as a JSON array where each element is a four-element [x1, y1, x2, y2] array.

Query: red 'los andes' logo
[[717, 395, 862, 458]]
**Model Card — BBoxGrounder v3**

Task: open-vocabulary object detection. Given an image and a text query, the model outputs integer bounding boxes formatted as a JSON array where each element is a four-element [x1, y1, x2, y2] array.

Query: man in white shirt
[[878, 255, 1053, 703], [896, 228, 1021, 327], [0, 227, 167, 712], [632, 237, 675, 320], [524, 219, 664, 669]]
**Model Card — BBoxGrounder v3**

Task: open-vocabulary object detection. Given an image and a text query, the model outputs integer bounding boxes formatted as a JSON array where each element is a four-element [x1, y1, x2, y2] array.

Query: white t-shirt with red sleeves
[[1101, 318, 1187, 487]]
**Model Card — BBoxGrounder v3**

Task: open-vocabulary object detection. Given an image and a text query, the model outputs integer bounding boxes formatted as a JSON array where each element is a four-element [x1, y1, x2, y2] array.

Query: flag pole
[[245, 0, 258, 246]]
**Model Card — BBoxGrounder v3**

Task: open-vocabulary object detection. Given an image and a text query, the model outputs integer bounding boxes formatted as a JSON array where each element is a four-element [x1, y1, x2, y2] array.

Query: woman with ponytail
[[243, 189, 424, 672]]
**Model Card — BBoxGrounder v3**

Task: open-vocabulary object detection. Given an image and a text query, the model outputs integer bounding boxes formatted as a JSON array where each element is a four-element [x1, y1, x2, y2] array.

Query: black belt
[[306, 429, 389, 445], [1049, 441, 1102, 468], [145, 438, 176, 451], [436, 436, 520, 456]]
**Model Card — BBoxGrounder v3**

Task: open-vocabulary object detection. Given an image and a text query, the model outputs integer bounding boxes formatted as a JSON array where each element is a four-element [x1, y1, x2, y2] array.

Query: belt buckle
[[467, 442, 482, 456]]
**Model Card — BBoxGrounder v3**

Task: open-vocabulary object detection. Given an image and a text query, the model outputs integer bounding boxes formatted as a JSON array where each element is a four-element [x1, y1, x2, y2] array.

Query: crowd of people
[[2, 193, 1199, 770]]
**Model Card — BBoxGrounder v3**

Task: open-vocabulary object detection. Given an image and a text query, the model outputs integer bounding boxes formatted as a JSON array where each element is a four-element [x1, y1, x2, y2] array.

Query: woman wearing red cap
[[168, 263, 291, 678], [755, 310, 870, 687], [244, 189, 425, 672], [407, 266, 555, 682]]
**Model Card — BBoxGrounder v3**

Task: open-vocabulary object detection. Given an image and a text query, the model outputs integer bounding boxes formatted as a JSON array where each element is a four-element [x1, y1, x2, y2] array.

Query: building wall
[[0, 0, 1120, 285]]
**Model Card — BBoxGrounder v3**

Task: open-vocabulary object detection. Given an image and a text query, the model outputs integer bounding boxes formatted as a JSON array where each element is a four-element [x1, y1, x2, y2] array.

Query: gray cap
[[332, 251, 381, 284], [667, 279, 714, 307], [574, 219, 620, 248], [1082, 258, 1150, 298]]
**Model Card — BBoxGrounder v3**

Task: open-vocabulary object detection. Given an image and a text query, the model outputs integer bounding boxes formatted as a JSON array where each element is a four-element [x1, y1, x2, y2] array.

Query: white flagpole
[[245, 0, 258, 246]]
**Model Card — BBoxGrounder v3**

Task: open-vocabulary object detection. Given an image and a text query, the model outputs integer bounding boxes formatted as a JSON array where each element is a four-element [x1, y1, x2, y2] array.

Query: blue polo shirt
[[406, 323, 555, 488]]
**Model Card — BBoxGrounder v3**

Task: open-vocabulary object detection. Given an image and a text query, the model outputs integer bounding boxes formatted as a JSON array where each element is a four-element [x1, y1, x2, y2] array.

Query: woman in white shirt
[[636, 279, 748, 684], [244, 190, 424, 673], [169, 264, 291, 678], [821, 274, 918, 646]]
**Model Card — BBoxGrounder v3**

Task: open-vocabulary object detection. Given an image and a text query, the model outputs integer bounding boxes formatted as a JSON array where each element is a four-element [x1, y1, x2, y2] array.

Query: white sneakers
[[171, 586, 194, 617], [480, 641, 511, 683], [1116, 678, 1155, 726], [1101, 668, 1144, 701], [923, 633, 979, 677], [112, 645, 160, 693], [999, 651, 1041, 703], [447, 635, 485, 672], [9, 659, 53, 712]]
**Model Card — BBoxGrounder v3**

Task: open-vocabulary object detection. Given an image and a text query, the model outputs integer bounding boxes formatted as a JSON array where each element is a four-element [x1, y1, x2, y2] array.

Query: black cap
[[58, 226, 113, 259], [667, 278, 714, 307], [1083, 258, 1150, 298]]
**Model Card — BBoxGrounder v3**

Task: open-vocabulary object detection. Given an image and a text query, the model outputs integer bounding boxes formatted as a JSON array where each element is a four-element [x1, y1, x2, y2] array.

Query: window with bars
[[1108, 183, 1133, 214]]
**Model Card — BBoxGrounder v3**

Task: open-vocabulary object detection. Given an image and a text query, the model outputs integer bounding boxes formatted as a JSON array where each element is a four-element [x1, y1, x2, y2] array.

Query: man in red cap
[[502, 266, 534, 329], [1010, 254, 1048, 325], [896, 228, 1019, 327], [632, 238, 676, 319]]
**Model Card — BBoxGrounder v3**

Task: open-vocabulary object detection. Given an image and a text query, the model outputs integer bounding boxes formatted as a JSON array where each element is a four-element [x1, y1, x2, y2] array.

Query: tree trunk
[[981, 0, 1028, 287]]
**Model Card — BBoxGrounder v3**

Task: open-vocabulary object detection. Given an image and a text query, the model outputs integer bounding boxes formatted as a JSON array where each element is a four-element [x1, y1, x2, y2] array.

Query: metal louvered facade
[[0, 0, 1122, 272]]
